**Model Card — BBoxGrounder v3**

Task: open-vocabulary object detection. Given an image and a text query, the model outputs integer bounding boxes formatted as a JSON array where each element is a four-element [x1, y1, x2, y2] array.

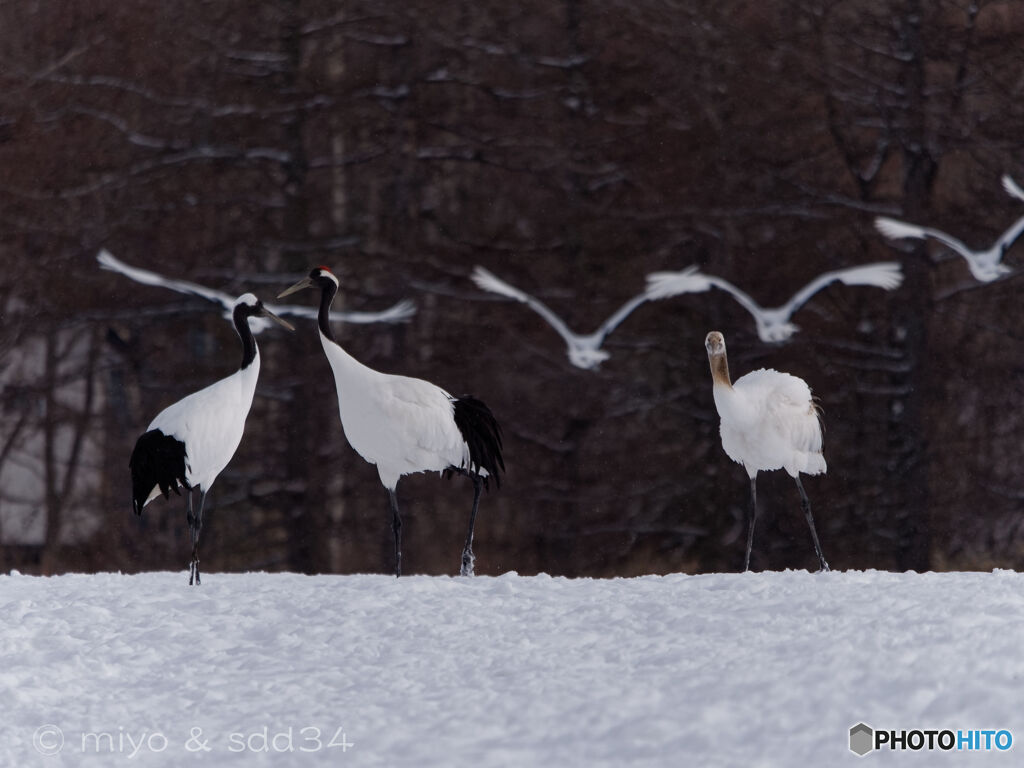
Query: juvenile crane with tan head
[[704, 331, 829, 572]]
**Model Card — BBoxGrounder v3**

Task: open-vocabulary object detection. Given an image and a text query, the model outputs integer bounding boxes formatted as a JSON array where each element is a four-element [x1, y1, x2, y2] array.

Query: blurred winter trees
[[1, 0, 1023, 575]]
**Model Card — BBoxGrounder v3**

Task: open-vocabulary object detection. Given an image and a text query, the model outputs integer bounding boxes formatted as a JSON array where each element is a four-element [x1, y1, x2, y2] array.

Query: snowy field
[[4, 569, 1024, 767]]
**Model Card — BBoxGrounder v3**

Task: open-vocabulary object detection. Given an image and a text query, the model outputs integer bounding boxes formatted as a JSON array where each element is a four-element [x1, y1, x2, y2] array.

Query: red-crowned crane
[[874, 216, 1024, 284], [704, 331, 829, 572], [874, 175, 1024, 283], [129, 293, 293, 584], [98, 250, 416, 330], [647, 263, 903, 343], [279, 267, 504, 577], [469, 265, 700, 370]]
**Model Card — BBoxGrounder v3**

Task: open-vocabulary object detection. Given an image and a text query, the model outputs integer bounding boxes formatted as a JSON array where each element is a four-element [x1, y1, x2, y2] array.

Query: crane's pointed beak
[[261, 307, 295, 331], [277, 276, 314, 299]]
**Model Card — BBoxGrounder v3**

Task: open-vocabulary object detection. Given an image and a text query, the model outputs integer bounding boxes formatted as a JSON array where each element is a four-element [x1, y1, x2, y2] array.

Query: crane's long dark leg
[[461, 475, 484, 577], [795, 476, 829, 572], [387, 489, 402, 577], [189, 490, 206, 586], [185, 490, 196, 585], [744, 475, 757, 572]]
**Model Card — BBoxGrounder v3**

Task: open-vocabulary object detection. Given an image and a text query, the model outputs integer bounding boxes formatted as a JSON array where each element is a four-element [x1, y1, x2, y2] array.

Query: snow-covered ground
[[3, 569, 1023, 767]]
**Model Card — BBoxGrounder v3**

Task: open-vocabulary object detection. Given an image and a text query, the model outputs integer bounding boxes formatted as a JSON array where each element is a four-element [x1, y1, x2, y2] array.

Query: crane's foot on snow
[[460, 548, 475, 577], [189, 559, 201, 586]]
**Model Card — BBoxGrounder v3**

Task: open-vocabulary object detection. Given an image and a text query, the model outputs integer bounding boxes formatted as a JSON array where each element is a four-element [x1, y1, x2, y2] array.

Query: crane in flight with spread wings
[[98, 250, 416, 331], [646, 262, 904, 343], [470, 265, 706, 370], [874, 174, 1024, 283]]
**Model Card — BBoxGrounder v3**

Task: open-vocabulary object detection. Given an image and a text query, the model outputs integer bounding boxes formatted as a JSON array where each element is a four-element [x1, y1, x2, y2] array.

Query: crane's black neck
[[233, 304, 259, 369], [318, 279, 338, 343]]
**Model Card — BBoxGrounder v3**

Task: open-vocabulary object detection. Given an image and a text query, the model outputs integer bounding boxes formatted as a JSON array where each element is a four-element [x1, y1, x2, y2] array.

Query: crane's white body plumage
[[98, 250, 416, 330], [142, 356, 259, 503], [647, 263, 903, 343], [471, 265, 695, 369], [318, 332, 473, 491], [714, 368, 825, 480]]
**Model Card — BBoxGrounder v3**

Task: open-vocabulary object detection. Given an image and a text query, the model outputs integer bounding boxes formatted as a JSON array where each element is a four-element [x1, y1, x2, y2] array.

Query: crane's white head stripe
[[313, 267, 340, 287], [234, 293, 259, 308]]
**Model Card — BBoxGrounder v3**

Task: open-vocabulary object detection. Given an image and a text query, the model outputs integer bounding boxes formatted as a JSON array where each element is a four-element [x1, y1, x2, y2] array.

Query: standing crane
[[278, 267, 504, 577], [703, 331, 829, 572], [129, 294, 293, 584]]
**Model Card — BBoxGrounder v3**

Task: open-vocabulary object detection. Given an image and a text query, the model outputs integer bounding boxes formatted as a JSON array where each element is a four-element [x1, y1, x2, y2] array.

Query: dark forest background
[[2, 0, 1024, 577]]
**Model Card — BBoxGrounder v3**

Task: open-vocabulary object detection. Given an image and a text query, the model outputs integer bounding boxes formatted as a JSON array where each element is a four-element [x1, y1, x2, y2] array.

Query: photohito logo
[[849, 723, 873, 756], [849, 723, 1013, 757]]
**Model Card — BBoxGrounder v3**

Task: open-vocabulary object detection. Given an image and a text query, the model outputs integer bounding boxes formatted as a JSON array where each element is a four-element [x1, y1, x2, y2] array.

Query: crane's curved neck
[[319, 281, 338, 343], [709, 352, 732, 389], [711, 352, 757, 425], [233, 305, 258, 370]]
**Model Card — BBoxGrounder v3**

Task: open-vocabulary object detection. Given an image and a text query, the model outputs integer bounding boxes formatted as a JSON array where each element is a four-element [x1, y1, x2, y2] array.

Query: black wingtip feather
[[451, 395, 505, 490], [128, 429, 189, 515]]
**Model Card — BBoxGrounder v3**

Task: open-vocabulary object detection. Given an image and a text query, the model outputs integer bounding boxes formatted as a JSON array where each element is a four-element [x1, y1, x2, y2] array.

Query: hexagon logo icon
[[849, 723, 874, 757]]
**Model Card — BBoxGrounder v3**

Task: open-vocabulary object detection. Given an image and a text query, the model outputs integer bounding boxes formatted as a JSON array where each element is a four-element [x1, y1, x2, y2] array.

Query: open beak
[[261, 306, 295, 331], [277, 276, 314, 299]]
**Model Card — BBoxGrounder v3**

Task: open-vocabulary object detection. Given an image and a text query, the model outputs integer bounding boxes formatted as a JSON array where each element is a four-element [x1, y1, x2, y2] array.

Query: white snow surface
[[4, 569, 1024, 767]]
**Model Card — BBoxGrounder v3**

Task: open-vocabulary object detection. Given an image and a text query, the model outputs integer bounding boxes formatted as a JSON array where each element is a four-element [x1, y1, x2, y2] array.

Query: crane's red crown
[[307, 265, 340, 288]]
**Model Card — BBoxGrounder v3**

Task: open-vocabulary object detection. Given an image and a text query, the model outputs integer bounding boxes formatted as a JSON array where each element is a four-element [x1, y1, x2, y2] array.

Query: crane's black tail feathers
[[129, 429, 189, 515], [449, 395, 505, 490]]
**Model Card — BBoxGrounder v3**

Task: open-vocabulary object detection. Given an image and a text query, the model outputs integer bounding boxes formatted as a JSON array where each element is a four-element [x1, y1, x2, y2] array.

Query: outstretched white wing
[[874, 217, 973, 260], [644, 266, 716, 300], [471, 266, 580, 346], [648, 266, 768, 326], [703, 275, 767, 321], [330, 299, 417, 324], [779, 262, 903, 318], [1002, 174, 1024, 202], [98, 249, 233, 310], [993, 214, 1024, 255], [267, 297, 417, 325], [592, 291, 652, 345], [98, 251, 416, 326]]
